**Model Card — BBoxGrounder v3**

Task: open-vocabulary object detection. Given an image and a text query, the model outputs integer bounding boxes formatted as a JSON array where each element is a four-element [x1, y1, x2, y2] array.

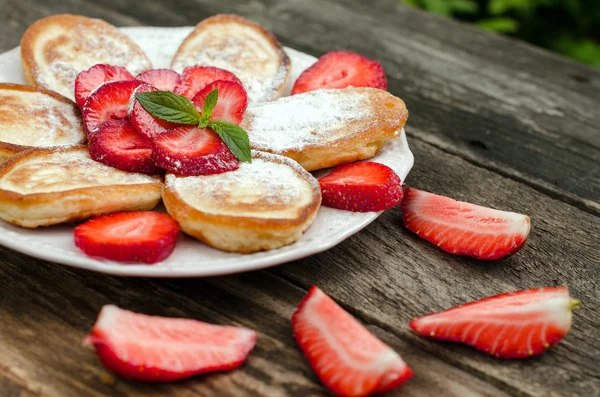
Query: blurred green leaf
[[552, 35, 600, 68], [421, 0, 479, 16], [477, 17, 520, 33]]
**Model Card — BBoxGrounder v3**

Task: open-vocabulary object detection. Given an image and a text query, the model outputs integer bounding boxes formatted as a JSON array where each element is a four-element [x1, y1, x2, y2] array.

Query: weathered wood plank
[[270, 137, 600, 397], [0, 250, 513, 397]]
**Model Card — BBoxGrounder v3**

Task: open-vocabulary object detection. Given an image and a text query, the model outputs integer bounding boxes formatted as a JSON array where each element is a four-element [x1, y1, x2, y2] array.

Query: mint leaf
[[135, 91, 200, 124], [209, 120, 252, 163], [197, 88, 219, 128]]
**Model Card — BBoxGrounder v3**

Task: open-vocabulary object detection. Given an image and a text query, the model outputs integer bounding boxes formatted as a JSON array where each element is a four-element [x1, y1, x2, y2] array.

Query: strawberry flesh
[[410, 287, 578, 358], [129, 83, 179, 140], [75, 64, 134, 109], [88, 119, 161, 175], [83, 80, 144, 136], [174, 66, 242, 99], [74, 212, 180, 264], [153, 125, 239, 176], [292, 286, 413, 397], [192, 80, 248, 125], [135, 69, 181, 91], [84, 305, 257, 381], [401, 188, 530, 260], [319, 162, 403, 212], [292, 51, 387, 95]]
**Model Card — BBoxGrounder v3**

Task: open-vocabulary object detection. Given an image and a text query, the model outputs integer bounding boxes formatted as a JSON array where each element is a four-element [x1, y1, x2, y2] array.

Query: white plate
[[0, 26, 413, 277]]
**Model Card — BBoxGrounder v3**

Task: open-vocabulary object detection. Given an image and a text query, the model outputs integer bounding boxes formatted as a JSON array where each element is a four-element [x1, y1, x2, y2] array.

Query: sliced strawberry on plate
[[129, 83, 179, 139], [88, 119, 161, 175], [135, 69, 181, 91], [319, 162, 403, 212], [84, 305, 257, 381], [410, 287, 579, 358], [192, 80, 248, 125], [292, 51, 387, 95], [292, 286, 413, 397], [83, 80, 144, 136], [74, 212, 180, 264], [401, 188, 530, 260], [75, 64, 134, 109], [174, 66, 242, 99], [153, 125, 239, 176]]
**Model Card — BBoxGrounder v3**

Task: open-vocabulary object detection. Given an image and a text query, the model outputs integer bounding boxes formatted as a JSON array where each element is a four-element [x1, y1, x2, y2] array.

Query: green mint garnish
[[135, 88, 251, 163]]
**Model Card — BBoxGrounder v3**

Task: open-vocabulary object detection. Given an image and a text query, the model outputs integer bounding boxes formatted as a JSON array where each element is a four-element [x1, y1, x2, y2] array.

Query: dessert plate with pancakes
[[0, 22, 413, 277]]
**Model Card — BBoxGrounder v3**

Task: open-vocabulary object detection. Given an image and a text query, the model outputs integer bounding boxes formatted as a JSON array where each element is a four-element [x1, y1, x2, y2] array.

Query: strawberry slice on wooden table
[[192, 80, 248, 125], [83, 80, 144, 136], [88, 119, 161, 175], [318, 161, 403, 212], [174, 65, 242, 99], [292, 286, 413, 397], [75, 64, 134, 109], [401, 188, 531, 260], [135, 68, 181, 91], [129, 84, 180, 139], [153, 125, 240, 176], [410, 287, 579, 358], [292, 51, 387, 95], [74, 212, 180, 264], [84, 305, 257, 381]]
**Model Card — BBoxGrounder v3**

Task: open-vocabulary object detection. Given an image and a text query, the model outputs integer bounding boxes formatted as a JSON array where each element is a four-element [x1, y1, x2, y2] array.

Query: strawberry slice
[[75, 64, 134, 109], [292, 286, 413, 397], [88, 119, 161, 175], [84, 305, 257, 381], [174, 66, 242, 99], [292, 51, 387, 95], [319, 162, 403, 212], [401, 188, 530, 260], [153, 125, 239, 176], [135, 69, 181, 91], [410, 287, 579, 358], [74, 212, 180, 264], [83, 80, 144, 136], [129, 84, 179, 140], [192, 80, 248, 125]]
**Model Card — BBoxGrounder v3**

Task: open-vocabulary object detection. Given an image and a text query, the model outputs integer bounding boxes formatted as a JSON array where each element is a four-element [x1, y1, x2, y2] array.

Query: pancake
[[241, 87, 409, 171], [21, 14, 151, 101], [163, 151, 321, 253], [0, 146, 162, 228], [0, 83, 85, 164], [171, 14, 290, 103]]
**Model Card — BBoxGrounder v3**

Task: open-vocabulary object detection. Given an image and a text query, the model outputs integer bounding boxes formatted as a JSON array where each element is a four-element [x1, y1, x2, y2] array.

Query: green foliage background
[[400, 0, 600, 68]]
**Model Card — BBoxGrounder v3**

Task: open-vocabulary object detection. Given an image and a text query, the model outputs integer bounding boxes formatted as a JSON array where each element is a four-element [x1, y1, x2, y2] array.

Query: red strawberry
[[75, 64, 134, 109], [401, 188, 530, 260], [84, 305, 257, 381], [319, 162, 403, 212], [129, 84, 179, 140], [153, 125, 239, 176], [135, 69, 181, 91], [192, 80, 248, 125], [74, 212, 180, 264], [88, 119, 161, 175], [410, 287, 579, 359], [292, 286, 413, 397], [292, 51, 387, 95], [174, 66, 242, 99], [83, 80, 144, 136]]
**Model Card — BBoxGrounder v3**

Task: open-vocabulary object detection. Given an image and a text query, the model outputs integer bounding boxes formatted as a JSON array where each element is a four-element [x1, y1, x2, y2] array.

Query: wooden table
[[1, 1, 599, 396]]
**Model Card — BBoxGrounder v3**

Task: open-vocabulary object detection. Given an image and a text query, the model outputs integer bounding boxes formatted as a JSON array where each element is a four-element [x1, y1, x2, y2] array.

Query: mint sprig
[[135, 89, 251, 163]]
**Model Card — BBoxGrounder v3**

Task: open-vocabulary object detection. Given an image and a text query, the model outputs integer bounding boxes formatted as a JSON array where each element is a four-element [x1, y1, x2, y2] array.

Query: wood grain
[[0, 0, 598, 396]]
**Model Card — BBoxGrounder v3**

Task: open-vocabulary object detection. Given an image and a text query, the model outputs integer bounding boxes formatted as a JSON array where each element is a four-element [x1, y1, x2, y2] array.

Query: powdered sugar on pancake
[[0, 148, 159, 194], [168, 152, 318, 219], [0, 89, 84, 147]]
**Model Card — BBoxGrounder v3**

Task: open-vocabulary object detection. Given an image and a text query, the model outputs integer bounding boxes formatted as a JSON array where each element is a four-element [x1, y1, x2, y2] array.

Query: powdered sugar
[[242, 88, 374, 152], [171, 22, 289, 102], [168, 152, 318, 219], [0, 89, 84, 147]]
